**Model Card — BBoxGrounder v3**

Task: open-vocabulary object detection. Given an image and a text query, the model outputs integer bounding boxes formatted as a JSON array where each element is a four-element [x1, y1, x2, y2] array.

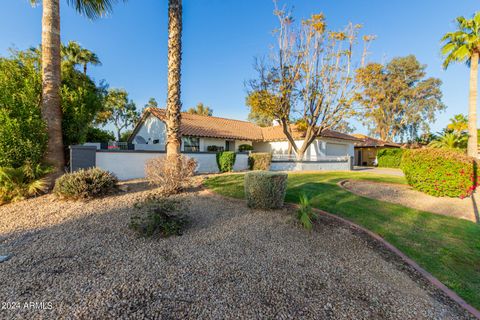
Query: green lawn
[[204, 172, 480, 310]]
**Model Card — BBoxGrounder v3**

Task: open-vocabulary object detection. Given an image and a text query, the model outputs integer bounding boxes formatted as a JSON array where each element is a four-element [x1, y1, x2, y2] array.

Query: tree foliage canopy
[[355, 55, 445, 142], [187, 103, 213, 116]]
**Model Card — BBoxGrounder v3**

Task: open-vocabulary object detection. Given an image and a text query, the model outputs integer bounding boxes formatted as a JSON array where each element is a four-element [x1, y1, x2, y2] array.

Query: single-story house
[[71, 108, 361, 179], [352, 134, 401, 166], [128, 108, 360, 160]]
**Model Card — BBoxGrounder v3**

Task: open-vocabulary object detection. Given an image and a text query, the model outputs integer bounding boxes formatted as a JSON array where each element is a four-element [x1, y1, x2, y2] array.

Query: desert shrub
[[238, 144, 253, 152], [401, 148, 477, 198], [54, 168, 118, 200], [130, 197, 188, 237], [216, 151, 236, 172], [244, 171, 287, 209], [297, 193, 318, 230], [377, 148, 403, 168], [145, 155, 198, 195], [0, 162, 51, 204], [248, 153, 272, 170], [207, 145, 223, 152]]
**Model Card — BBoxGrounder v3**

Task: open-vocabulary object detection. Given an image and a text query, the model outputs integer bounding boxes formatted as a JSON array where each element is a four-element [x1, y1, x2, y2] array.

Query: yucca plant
[[0, 162, 51, 204], [297, 193, 317, 230]]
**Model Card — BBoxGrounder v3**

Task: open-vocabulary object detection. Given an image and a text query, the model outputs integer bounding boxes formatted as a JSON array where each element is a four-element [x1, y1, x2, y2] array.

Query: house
[[71, 108, 361, 179], [128, 108, 360, 160], [352, 134, 401, 166]]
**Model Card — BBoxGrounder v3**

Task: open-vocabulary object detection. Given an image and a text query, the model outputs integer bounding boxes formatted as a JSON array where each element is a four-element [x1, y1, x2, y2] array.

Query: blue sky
[[1, 0, 479, 135]]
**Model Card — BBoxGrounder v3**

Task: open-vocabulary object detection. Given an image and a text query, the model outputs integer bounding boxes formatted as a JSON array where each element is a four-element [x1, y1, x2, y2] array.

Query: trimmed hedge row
[[377, 148, 403, 168], [244, 171, 287, 209], [216, 151, 236, 172], [401, 148, 477, 198], [248, 153, 272, 170]]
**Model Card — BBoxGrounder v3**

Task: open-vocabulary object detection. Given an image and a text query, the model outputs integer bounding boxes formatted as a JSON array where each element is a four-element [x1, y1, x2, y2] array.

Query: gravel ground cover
[[0, 180, 475, 319], [341, 179, 479, 222]]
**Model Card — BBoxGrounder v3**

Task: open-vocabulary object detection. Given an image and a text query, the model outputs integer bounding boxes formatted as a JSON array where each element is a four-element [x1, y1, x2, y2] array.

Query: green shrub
[[0, 162, 51, 204], [216, 151, 236, 172], [297, 193, 318, 230], [86, 127, 115, 143], [248, 153, 272, 170], [54, 168, 118, 200], [238, 144, 253, 152], [244, 171, 287, 209], [401, 148, 477, 198], [377, 148, 403, 168], [130, 197, 188, 238]]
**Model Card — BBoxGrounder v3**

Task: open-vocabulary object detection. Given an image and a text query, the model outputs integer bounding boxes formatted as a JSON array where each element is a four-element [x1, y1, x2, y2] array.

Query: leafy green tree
[[187, 103, 213, 116], [355, 55, 445, 142], [0, 50, 47, 168], [144, 97, 159, 110], [97, 89, 139, 141], [441, 12, 480, 157], [85, 127, 115, 142], [119, 130, 133, 142], [446, 114, 468, 134], [247, 110, 274, 127], [29, 0, 126, 181], [62, 41, 101, 75]]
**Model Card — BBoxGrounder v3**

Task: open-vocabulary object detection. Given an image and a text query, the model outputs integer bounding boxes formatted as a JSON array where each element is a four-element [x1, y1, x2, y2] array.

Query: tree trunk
[[41, 0, 65, 185], [83, 63, 87, 75], [165, 0, 182, 161], [468, 52, 478, 158]]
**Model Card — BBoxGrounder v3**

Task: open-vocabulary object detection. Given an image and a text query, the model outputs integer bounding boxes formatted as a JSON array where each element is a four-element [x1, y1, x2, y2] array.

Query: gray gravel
[[0, 180, 474, 319]]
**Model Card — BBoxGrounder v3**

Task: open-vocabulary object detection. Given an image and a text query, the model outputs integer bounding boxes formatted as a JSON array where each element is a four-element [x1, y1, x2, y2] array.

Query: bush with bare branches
[[145, 155, 197, 195]]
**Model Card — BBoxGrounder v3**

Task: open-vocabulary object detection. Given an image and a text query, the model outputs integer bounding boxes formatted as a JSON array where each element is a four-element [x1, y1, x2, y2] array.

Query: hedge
[[377, 148, 403, 168], [244, 171, 287, 209], [248, 153, 272, 170], [216, 151, 236, 172], [238, 144, 253, 152], [401, 148, 477, 198]]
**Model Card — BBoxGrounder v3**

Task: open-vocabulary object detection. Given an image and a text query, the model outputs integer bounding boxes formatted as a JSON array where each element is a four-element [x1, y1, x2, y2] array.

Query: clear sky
[[1, 0, 479, 134]]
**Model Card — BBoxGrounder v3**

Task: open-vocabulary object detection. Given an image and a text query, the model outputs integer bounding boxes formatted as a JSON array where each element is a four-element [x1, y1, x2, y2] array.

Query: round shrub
[[244, 171, 287, 209], [401, 148, 477, 198], [238, 144, 253, 152], [377, 148, 403, 168], [248, 153, 272, 170], [216, 151, 236, 172], [54, 168, 118, 200]]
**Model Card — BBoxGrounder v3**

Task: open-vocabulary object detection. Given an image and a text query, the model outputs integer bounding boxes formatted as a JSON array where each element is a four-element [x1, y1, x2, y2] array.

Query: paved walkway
[[353, 166, 405, 177]]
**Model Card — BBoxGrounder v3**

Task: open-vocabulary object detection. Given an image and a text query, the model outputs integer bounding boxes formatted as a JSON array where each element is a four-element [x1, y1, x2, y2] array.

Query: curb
[[202, 188, 480, 319]]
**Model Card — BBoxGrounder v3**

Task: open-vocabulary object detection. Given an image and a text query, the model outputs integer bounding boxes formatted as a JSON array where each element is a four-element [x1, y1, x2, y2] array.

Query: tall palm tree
[[165, 0, 183, 162], [62, 41, 102, 75], [31, 0, 124, 184], [441, 12, 480, 157]]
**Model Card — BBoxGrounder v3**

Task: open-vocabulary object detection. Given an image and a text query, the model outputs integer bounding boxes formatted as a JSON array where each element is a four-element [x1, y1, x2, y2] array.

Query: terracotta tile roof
[[148, 108, 263, 140], [352, 134, 401, 148], [143, 108, 360, 142]]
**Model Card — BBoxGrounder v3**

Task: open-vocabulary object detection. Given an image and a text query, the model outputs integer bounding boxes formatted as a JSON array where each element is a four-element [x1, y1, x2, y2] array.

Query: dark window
[[184, 137, 200, 152]]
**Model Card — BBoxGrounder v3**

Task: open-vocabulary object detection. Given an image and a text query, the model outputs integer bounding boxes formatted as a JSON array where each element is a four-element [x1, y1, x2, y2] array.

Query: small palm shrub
[[216, 151, 236, 173], [145, 155, 198, 195], [54, 168, 118, 200], [297, 193, 318, 230], [244, 171, 287, 209], [0, 162, 50, 204], [401, 148, 477, 198], [377, 149, 403, 168], [248, 153, 272, 170], [130, 197, 188, 237], [238, 144, 253, 152]]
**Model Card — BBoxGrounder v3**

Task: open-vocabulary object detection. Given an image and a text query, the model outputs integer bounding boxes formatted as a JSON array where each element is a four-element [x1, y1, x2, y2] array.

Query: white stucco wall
[[132, 115, 167, 151], [253, 138, 354, 159], [95, 151, 249, 180]]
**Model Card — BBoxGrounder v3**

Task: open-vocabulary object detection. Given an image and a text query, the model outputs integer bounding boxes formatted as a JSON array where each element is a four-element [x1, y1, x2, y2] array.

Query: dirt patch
[[340, 180, 479, 222], [0, 179, 475, 319]]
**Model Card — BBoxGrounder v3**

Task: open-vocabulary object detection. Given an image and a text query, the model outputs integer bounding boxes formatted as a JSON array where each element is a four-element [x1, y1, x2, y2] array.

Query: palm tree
[[187, 103, 213, 116], [165, 0, 183, 162], [441, 12, 480, 157], [62, 41, 101, 75], [446, 114, 468, 134], [31, 0, 124, 184], [429, 132, 468, 150]]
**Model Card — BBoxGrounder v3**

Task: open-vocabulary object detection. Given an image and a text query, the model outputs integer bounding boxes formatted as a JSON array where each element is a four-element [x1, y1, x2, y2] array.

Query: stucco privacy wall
[[252, 138, 354, 158], [271, 158, 353, 171], [95, 151, 249, 180]]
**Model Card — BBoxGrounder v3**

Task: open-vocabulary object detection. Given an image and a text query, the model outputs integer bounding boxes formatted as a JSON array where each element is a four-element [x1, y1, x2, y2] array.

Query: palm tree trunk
[[165, 0, 182, 160], [468, 52, 478, 158], [83, 63, 87, 75], [41, 0, 65, 184]]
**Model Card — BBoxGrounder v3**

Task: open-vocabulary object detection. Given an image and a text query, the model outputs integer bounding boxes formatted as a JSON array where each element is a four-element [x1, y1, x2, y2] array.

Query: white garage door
[[326, 143, 347, 156]]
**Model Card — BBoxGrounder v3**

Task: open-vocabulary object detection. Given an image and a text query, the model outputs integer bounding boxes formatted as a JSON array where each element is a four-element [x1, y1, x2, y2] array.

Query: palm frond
[[66, 0, 126, 20]]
